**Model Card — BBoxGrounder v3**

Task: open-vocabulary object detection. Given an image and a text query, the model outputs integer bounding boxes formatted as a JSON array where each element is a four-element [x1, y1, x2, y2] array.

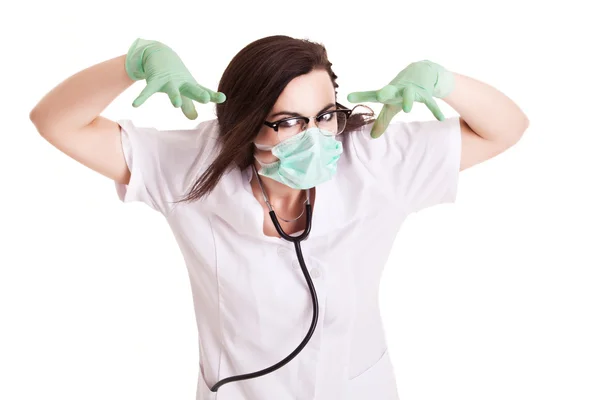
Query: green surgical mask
[[254, 127, 343, 189]]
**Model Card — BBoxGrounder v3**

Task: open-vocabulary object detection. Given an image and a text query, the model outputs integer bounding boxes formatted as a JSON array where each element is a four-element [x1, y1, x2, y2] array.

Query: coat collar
[[195, 161, 345, 244]]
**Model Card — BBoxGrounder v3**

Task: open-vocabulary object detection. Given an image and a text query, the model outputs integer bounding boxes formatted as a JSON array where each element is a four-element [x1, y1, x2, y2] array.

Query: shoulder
[[341, 116, 460, 168], [115, 118, 224, 213], [118, 117, 222, 168], [121, 117, 220, 149], [336, 117, 462, 211], [345, 117, 460, 149]]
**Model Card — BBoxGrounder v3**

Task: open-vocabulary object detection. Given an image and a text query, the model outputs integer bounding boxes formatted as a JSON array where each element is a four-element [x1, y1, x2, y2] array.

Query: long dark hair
[[177, 35, 375, 203]]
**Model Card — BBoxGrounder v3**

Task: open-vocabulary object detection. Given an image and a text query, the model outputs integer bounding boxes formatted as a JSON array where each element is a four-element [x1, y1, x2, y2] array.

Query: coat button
[[311, 268, 321, 278], [277, 246, 288, 257], [292, 260, 300, 269]]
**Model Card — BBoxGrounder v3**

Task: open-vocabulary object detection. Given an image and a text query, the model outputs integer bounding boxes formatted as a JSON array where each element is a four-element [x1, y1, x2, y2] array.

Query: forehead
[[270, 69, 335, 115]]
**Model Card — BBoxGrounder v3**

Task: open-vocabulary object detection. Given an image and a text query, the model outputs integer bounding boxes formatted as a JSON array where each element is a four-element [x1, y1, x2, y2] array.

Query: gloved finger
[[402, 86, 415, 113], [132, 80, 163, 107], [196, 84, 227, 104], [375, 85, 401, 103], [422, 94, 445, 121], [371, 103, 403, 139], [347, 90, 379, 103], [180, 82, 210, 104], [165, 82, 183, 107], [181, 96, 198, 120]]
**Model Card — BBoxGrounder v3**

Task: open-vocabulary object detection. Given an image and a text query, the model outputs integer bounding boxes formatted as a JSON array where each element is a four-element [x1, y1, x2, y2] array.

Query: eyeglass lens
[[276, 111, 348, 142]]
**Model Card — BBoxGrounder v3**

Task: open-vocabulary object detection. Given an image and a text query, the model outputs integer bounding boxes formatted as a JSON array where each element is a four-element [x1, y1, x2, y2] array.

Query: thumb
[[371, 104, 403, 138]]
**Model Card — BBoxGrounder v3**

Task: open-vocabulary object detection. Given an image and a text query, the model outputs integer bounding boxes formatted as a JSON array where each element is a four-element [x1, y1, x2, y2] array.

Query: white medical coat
[[115, 116, 461, 399]]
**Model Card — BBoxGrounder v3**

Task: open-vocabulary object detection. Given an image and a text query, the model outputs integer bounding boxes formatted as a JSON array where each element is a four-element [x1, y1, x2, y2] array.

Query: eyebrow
[[268, 103, 336, 120]]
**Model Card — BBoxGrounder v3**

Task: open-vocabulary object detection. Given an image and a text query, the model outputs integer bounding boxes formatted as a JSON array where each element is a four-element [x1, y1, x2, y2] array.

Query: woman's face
[[254, 69, 337, 164]]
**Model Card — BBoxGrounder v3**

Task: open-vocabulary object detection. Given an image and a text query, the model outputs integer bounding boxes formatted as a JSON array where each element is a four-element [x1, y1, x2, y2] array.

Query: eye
[[279, 118, 303, 129], [317, 111, 335, 122]]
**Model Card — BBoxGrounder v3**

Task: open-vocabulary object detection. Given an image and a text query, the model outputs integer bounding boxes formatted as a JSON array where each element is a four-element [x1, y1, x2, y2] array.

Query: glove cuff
[[125, 38, 158, 81], [424, 60, 455, 98]]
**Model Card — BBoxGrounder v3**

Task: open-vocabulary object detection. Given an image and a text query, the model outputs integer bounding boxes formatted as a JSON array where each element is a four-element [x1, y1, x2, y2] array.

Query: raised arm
[[30, 54, 134, 184], [29, 38, 226, 185]]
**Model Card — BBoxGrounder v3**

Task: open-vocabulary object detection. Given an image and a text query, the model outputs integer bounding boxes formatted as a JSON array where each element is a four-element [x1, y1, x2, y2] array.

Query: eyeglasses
[[263, 103, 371, 144]]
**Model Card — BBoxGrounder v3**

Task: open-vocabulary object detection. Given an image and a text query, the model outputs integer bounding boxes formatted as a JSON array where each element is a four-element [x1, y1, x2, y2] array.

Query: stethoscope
[[208, 164, 319, 392]]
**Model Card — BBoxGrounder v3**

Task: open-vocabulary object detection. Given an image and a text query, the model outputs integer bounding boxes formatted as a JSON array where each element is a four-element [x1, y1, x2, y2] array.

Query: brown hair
[[177, 35, 375, 203]]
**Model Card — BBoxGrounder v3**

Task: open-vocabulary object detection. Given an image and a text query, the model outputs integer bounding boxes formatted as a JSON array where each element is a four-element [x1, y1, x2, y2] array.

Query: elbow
[[29, 103, 44, 122], [511, 113, 530, 145], [29, 107, 44, 134], [29, 107, 38, 124], [522, 113, 530, 133], [29, 107, 54, 136], [500, 115, 529, 149], [518, 114, 530, 139]]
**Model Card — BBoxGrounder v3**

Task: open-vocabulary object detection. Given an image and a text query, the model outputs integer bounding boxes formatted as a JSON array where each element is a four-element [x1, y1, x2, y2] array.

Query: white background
[[2, 0, 599, 399]]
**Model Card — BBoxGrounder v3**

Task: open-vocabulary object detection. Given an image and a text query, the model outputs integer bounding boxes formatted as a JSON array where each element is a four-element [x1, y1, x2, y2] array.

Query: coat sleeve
[[114, 119, 220, 215], [348, 116, 462, 214]]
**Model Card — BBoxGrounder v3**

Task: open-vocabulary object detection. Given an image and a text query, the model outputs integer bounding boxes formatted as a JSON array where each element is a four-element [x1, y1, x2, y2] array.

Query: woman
[[29, 35, 529, 400]]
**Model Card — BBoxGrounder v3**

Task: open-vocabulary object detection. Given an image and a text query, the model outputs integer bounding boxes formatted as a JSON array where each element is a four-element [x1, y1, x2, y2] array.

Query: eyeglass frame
[[263, 102, 361, 134]]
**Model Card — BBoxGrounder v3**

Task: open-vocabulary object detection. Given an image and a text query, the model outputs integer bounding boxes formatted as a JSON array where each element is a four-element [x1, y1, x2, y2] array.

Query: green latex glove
[[125, 38, 226, 120], [347, 60, 455, 138]]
